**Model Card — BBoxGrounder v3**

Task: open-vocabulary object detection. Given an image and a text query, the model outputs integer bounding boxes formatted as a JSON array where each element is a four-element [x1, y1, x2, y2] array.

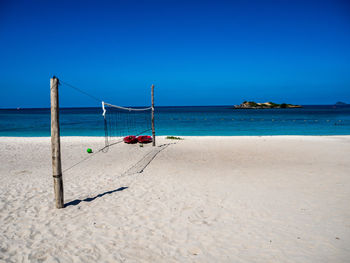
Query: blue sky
[[0, 0, 349, 108]]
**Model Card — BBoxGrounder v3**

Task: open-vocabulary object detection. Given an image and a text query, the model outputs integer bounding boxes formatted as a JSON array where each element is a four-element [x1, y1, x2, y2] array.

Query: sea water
[[0, 105, 350, 137]]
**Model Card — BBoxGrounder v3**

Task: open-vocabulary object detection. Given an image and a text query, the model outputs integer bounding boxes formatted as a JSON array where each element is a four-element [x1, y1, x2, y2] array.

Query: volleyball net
[[58, 79, 155, 150], [102, 102, 153, 148]]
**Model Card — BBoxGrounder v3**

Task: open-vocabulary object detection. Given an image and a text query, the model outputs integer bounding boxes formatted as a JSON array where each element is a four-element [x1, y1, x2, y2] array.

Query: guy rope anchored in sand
[[50, 76, 156, 208]]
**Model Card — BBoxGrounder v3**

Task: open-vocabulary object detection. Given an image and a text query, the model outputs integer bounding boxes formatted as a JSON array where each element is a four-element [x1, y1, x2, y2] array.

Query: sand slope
[[0, 136, 349, 262]]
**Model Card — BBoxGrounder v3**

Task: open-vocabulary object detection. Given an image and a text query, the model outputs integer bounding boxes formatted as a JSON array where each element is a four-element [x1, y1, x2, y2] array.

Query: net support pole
[[151, 84, 156, 146], [50, 76, 64, 209]]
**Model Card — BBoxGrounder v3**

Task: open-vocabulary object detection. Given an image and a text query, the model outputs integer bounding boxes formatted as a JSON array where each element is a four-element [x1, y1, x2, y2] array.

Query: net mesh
[[103, 102, 152, 147]]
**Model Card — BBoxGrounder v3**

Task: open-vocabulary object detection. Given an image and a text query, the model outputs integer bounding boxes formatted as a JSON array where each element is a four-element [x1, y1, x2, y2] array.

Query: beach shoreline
[[1, 136, 349, 262], [1, 134, 350, 139]]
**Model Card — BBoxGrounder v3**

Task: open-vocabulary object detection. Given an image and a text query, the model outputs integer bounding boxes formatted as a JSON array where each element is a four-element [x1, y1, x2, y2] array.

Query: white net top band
[[103, 102, 152, 111]]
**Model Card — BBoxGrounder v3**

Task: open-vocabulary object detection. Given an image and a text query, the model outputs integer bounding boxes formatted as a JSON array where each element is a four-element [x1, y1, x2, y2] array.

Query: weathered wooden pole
[[151, 84, 156, 146], [50, 76, 64, 208]]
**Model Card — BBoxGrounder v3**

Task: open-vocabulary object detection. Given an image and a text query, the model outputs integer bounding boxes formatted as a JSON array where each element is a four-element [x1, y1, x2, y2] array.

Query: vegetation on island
[[234, 101, 302, 109]]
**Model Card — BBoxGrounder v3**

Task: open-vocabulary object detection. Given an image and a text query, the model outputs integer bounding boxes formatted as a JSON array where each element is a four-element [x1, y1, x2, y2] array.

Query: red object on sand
[[137, 135, 153, 143], [123, 135, 138, 144]]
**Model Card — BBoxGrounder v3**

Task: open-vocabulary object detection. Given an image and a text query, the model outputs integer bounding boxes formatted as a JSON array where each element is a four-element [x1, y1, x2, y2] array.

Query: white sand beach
[[0, 136, 349, 262]]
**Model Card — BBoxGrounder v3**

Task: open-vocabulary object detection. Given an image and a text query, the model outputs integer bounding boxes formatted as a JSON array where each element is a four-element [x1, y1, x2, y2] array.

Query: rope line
[[60, 79, 152, 112], [59, 79, 102, 102]]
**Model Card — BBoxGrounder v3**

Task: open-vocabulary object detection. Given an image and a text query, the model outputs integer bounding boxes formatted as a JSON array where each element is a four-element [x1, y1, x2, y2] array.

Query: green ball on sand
[[87, 148, 93, 153]]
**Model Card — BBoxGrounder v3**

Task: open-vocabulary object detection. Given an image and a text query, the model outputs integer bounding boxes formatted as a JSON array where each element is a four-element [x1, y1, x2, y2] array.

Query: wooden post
[[50, 77, 64, 208], [151, 84, 156, 146]]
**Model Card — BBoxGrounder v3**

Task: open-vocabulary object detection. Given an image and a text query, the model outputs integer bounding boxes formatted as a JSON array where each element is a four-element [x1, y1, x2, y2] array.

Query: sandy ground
[[0, 136, 349, 262]]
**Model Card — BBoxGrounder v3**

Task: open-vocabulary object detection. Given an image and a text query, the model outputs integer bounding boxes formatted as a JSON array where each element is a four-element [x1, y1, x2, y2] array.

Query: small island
[[234, 101, 302, 109], [335, 101, 348, 105]]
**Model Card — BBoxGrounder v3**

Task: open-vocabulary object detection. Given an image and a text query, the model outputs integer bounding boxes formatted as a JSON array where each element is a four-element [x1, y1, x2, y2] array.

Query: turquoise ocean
[[0, 105, 350, 137]]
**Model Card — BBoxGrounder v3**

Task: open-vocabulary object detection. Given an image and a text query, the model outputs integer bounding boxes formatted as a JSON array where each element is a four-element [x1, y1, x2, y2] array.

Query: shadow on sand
[[64, 186, 128, 207], [122, 142, 175, 176], [64, 142, 175, 208]]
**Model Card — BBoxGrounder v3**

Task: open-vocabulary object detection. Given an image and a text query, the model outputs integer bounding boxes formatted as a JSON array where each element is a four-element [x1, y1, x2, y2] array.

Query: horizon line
[[0, 104, 348, 110]]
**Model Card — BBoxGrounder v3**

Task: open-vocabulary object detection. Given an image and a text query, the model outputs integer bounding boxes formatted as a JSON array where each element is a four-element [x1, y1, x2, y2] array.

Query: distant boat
[[17, 107, 21, 110]]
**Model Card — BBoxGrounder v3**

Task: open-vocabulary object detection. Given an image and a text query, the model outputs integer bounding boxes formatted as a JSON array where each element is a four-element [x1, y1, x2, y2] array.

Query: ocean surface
[[1, 105, 350, 137]]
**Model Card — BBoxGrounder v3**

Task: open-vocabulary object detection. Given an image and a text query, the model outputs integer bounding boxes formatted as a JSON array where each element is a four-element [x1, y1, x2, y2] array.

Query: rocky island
[[335, 101, 348, 105], [234, 101, 302, 109]]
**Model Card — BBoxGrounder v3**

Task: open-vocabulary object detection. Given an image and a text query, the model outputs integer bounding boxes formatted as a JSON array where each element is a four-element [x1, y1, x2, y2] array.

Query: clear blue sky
[[1, 0, 349, 108]]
